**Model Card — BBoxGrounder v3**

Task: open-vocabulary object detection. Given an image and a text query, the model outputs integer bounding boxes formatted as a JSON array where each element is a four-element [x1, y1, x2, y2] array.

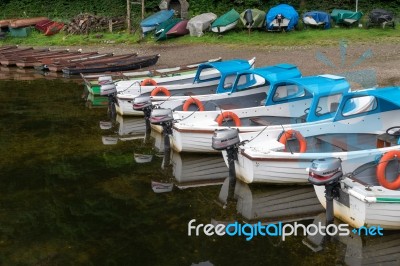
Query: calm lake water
[[0, 75, 398, 265]]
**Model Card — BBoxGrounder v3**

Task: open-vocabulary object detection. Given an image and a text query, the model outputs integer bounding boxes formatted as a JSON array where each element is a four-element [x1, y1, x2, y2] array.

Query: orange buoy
[[182, 97, 205, 111], [376, 150, 400, 190], [141, 78, 157, 86], [278, 129, 307, 153], [215, 111, 241, 126], [150, 87, 171, 97]]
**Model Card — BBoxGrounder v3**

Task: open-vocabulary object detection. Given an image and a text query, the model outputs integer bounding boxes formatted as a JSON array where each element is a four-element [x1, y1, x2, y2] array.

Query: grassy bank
[[1, 26, 399, 48]]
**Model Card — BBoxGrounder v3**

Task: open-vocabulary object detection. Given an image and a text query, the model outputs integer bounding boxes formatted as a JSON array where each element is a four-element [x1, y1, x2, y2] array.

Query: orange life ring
[[376, 150, 400, 190], [215, 111, 241, 126], [150, 87, 171, 97], [182, 97, 205, 111], [141, 78, 157, 86], [278, 129, 307, 153]]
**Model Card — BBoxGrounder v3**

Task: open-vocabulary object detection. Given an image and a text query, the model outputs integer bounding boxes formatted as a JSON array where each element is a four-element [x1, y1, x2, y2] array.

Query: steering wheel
[[386, 126, 400, 136], [304, 106, 322, 114]]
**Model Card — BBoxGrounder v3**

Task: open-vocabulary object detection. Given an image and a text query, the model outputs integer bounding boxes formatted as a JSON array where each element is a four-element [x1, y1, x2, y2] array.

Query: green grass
[[1, 26, 399, 48]]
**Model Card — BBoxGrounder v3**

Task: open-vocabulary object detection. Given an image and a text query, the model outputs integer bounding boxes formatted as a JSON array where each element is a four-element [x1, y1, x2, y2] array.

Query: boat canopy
[[303, 11, 331, 29], [265, 74, 350, 122], [266, 4, 299, 31], [193, 58, 254, 89], [229, 63, 301, 93], [334, 87, 400, 121]]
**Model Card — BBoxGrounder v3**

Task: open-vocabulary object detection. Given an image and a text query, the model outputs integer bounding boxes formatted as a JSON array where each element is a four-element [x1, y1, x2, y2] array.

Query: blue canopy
[[333, 87, 400, 121], [303, 11, 331, 29], [266, 4, 299, 31]]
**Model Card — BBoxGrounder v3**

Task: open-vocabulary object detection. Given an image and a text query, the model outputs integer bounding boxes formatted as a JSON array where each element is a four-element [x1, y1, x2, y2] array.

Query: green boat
[[211, 9, 240, 33], [155, 18, 182, 41], [240, 9, 266, 29], [331, 9, 363, 26]]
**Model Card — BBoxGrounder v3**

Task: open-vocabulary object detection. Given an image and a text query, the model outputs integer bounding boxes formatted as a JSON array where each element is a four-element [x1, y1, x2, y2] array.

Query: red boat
[[166, 20, 189, 37]]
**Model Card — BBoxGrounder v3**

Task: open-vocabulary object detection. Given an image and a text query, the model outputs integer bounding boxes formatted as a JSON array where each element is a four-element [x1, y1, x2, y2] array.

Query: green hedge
[[0, 0, 399, 20]]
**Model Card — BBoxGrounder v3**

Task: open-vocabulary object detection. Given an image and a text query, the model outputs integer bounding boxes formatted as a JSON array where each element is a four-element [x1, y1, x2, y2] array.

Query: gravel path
[[35, 42, 400, 86]]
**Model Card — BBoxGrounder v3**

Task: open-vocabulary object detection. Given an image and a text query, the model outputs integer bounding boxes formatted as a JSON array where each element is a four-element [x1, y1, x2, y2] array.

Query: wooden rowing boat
[[47, 53, 115, 72], [63, 54, 160, 75], [9, 17, 48, 28]]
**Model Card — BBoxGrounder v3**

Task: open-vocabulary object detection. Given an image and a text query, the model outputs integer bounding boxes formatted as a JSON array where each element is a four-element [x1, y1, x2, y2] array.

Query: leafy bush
[[0, 0, 399, 20]]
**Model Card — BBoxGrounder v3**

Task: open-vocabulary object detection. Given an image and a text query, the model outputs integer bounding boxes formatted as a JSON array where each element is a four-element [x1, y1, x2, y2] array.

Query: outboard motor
[[244, 9, 254, 27], [133, 96, 153, 133], [150, 108, 174, 152], [276, 14, 284, 25], [100, 83, 118, 117], [98, 75, 113, 85], [212, 128, 240, 185], [308, 157, 343, 225]]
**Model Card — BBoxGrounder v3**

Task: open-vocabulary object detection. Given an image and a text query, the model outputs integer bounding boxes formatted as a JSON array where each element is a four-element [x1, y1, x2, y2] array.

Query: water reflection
[[170, 150, 227, 189], [304, 213, 400, 265], [0, 78, 397, 265], [218, 178, 324, 223]]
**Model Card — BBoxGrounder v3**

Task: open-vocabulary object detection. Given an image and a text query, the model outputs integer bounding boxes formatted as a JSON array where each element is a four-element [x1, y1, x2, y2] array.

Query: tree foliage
[[0, 0, 399, 19]]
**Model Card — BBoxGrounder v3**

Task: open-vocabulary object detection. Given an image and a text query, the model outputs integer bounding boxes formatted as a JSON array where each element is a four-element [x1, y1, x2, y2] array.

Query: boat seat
[[376, 133, 399, 148], [315, 135, 359, 151], [249, 117, 271, 126], [184, 92, 195, 96]]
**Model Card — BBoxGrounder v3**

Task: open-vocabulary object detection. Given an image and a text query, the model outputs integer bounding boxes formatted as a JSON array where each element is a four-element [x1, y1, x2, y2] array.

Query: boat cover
[[140, 10, 175, 30], [369, 8, 394, 23], [187, 12, 217, 37], [303, 11, 331, 29], [240, 9, 266, 28], [266, 4, 299, 31], [211, 9, 240, 28], [155, 18, 182, 41], [331, 9, 363, 25]]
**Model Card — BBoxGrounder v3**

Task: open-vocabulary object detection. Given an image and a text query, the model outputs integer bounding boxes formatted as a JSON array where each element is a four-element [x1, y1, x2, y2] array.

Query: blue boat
[[266, 4, 299, 31], [303, 11, 331, 29], [140, 10, 175, 34]]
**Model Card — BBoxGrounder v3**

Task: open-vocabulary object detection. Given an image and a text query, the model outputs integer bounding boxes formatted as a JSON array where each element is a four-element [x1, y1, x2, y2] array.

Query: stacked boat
[[0, 46, 160, 75]]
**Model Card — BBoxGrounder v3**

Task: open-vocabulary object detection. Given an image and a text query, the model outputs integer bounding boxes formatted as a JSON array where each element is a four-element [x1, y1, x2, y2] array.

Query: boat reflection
[[169, 150, 227, 188], [101, 115, 150, 144], [303, 212, 400, 265], [218, 177, 324, 223]]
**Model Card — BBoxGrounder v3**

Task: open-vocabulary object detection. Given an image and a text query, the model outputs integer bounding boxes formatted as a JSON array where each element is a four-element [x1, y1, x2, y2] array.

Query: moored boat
[[168, 74, 348, 153], [62, 54, 160, 75], [220, 86, 400, 185], [309, 156, 400, 229], [114, 58, 255, 116], [82, 57, 222, 95]]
